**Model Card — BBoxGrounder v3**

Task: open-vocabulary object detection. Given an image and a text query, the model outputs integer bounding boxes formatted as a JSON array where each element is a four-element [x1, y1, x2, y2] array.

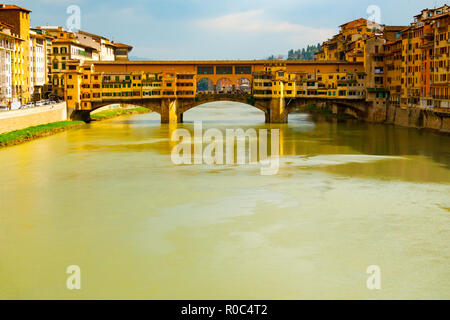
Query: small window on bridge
[[177, 74, 194, 79], [216, 66, 233, 74], [235, 66, 251, 74], [198, 66, 214, 74]]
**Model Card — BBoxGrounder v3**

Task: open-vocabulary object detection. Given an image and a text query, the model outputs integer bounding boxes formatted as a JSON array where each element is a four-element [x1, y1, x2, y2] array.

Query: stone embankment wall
[[0, 103, 67, 134], [313, 101, 449, 134], [386, 104, 450, 134]]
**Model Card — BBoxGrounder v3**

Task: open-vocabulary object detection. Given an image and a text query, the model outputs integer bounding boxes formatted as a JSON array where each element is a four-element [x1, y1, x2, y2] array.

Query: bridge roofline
[[85, 60, 363, 66]]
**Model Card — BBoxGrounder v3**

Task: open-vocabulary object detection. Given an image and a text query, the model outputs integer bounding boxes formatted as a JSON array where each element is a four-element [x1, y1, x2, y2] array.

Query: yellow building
[[46, 29, 98, 98], [64, 61, 197, 111], [384, 39, 402, 106], [316, 18, 383, 62], [0, 4, 31, 104], [254, 61, 365, 100], [35, 26, 133, 100]]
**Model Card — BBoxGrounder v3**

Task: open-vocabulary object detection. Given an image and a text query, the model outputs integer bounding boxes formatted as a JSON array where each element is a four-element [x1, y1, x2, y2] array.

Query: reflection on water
[[0, 102, 449, 299]]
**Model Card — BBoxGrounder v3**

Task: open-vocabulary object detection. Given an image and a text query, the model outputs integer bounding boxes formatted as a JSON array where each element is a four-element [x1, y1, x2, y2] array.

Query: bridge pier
[[70, 110, 92, 123], [269, 98, 288, 123], [161, 99, 183, 123], [331, 103, 340, 115]]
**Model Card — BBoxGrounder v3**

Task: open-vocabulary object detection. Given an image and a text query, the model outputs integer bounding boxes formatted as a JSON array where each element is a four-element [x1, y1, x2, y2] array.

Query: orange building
[[401, 5, 449, 110]]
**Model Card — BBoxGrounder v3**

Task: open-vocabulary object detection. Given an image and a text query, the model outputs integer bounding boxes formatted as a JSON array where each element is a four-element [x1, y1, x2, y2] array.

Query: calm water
[[0, 102, 449, 299]]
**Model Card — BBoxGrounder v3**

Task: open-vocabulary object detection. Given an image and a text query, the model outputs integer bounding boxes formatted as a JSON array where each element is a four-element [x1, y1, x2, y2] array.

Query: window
[[216, 66, 233, 74], [374, 67, 384, 74], [177, 74, 194, 79], [235, 66, 251, 74], [198, 66, 214, 74]]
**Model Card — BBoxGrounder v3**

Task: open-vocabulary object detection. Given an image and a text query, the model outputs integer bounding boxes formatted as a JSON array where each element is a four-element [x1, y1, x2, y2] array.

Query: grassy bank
[[0, 121, 84, 149], [91, 107, 151, 121]]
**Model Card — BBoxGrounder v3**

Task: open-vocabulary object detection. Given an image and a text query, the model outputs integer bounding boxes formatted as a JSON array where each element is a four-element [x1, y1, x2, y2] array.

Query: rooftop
[[112, 42, 133, 49], [0, 4, 31, 12], [84, 60, 364, 66]]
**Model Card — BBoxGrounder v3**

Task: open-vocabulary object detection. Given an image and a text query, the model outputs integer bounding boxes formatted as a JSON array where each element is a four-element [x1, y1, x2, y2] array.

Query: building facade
[[316, 6, 450, 113], [0, 22, 15, 106], [35, 26, 133, 99], [0, 4, 31, 105], [29, 30, 48, 100]]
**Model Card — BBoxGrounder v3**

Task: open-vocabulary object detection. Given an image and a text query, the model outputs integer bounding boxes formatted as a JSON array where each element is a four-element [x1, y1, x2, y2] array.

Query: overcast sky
[[13, 0, 449, 60]]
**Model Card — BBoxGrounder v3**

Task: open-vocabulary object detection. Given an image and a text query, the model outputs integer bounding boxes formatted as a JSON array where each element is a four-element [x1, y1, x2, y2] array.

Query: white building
[[0, 25, 15, 105], [29, 30, 47, 100], [75, 30, 116, 61]]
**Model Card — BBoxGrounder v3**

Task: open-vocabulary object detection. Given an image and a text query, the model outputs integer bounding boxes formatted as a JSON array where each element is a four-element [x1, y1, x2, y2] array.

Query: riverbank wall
[[385, 104, 450, 134], [0, 103, 68, 134], [309, 101, 449, 134]]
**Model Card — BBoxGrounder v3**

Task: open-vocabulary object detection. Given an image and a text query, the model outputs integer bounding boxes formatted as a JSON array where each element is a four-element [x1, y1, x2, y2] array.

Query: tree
[[284, 44, 321, 61]]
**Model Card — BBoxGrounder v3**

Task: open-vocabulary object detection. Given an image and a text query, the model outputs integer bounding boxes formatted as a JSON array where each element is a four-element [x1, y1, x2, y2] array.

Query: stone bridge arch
[[70, 99, 164, 122], [70, 96, 271, 123], [71, 96, 367, 124], [178, 94, 269, 122], [288, 97, 368, 119]]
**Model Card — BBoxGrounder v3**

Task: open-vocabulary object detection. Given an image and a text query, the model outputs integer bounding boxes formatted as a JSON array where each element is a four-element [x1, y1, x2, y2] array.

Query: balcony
[[421, 32, 434, 40], [102, 79, 132, 84]]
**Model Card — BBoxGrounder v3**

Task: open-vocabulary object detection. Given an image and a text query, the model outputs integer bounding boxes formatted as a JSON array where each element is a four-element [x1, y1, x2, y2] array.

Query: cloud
[[195, 9, 337, 45]]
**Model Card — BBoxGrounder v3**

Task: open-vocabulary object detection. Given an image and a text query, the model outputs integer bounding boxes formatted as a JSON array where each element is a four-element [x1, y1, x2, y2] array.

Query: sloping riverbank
[[91, 107, 151, 121], [0, 121, 84, 149]]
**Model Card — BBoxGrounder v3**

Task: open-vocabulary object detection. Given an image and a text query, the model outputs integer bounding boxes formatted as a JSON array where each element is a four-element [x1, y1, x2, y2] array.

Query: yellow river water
[[0, 102, 449, 299]]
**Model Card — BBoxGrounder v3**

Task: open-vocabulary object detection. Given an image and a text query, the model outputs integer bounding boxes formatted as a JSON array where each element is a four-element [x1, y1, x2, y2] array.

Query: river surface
[[0, 102, 449, 299]]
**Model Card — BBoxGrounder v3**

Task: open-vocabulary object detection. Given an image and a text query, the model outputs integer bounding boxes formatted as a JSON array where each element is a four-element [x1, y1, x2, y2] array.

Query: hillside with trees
[[267, 44, 322, 60]]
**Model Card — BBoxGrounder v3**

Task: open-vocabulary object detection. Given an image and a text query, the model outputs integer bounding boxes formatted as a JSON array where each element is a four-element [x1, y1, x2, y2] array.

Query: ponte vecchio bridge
[[65, 60, 376, 123]]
